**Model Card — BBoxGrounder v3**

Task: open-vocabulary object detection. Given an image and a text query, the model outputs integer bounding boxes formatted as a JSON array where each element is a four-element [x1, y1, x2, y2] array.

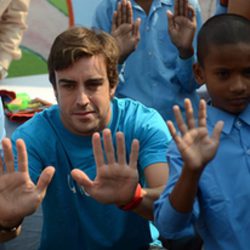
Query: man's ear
[[193, 63, 206, 86], [53, 86, 58, 101], [110, 84, 117, 99]]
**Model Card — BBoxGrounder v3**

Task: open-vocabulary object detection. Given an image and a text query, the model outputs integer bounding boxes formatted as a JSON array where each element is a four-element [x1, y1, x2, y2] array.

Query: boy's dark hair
[[48, 27, 119, 89], [197, 14, 250, 67]]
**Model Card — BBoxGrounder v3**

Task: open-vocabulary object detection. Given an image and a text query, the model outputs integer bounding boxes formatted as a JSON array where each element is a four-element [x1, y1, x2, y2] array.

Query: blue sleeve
[[154, 141, 200, 239], [175, 0, 203, 92], [92, 0, 116, 32], [135, 108, 172, 170]]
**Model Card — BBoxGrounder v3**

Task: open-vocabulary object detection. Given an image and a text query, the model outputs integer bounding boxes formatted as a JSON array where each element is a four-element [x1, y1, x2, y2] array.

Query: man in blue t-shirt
[[0, 27, 171, 249]]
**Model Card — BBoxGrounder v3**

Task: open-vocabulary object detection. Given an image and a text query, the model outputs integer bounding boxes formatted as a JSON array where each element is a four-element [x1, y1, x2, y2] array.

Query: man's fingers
[[92, 132, 105, 169], [16, 139, 28, 173], [71, 169, 93, 189], [103, 129, 115, 165], [36, 166, 55, 194], [129, 139, 139, 170], [116, 132, 126, 166], [2, 138, 15, 172]]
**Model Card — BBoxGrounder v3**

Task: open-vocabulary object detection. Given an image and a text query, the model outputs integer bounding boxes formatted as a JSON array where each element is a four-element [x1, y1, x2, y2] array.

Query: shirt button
[[146, 26, 150, 31], [148, 51, 152, 56], [247, 149, 250, 155], [236, 120, 242, 127]]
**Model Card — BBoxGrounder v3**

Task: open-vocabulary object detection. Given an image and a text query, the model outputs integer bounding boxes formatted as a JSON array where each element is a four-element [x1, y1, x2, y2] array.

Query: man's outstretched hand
[[0, 138, 55, 229], [71, 129, 139, 206]]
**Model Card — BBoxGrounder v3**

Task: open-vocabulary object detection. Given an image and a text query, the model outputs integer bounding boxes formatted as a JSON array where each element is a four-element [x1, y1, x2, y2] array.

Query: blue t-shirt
[[93, 0, 202, 121], [12, 97, 171, 250], [154, 104, 250, 250]]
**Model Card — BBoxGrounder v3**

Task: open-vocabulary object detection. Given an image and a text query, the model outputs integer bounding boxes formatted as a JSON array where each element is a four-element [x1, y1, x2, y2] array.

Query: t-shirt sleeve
[[135, 108, 172, 170]]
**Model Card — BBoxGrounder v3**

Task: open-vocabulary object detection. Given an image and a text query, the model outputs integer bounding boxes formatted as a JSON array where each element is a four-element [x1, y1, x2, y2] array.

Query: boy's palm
[[178, 127, 220, 171]]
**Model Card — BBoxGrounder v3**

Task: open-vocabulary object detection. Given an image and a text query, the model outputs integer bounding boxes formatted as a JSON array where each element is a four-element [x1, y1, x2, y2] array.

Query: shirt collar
[[207, 104, 250, 135], [130, 0, 172, 7]]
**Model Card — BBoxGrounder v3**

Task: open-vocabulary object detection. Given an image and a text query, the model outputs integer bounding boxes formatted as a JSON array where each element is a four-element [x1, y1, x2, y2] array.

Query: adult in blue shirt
[[154, 14, 250, 250], [0, 26, 171, 250], [92, 0, 202, 121]]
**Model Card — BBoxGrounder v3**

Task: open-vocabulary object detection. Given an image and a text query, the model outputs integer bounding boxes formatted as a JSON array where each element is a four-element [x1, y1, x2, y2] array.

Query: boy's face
[[54, 55, 116, 136], [195, 43, 250, 114]]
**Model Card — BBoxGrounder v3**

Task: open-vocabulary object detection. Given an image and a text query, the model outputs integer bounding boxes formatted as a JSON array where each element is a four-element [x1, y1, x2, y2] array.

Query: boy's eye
[[216, 70, 229, 79], [242, 68, 250, 78]]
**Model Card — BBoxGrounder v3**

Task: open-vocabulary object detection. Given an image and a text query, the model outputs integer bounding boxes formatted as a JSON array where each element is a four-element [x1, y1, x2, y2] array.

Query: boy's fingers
[[212, 121, 224, 143], [167, 120, 184, 151], [126, 1, 133, 23], [184, 99, 195, 129], [198, 99, 207, 128], [111, 11, 118, 32], [173, 105, 188, 135]]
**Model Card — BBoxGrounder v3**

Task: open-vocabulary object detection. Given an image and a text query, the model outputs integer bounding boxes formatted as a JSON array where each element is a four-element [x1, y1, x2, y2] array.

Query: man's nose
[[76, 89, 90, 106]]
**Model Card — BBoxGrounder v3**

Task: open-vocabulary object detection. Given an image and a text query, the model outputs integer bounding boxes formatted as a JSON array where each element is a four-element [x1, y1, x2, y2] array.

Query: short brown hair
[[48, 27, 119, 89]]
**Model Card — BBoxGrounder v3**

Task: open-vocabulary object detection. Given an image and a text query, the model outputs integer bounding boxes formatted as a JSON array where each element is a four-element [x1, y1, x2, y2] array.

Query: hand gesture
[[0, 138, 55, 228], [167, 0, 196, 58], [167, 99, 224, 174], [71, 128, 139, 206], [111, 0, 141, 64]]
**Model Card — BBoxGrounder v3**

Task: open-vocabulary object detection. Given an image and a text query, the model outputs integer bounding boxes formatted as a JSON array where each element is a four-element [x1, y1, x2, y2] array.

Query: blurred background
[[8, 0, 216, 78]]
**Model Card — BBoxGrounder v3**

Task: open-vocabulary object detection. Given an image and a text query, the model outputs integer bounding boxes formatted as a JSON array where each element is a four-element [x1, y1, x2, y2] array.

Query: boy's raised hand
[[111, 0, 141, 64], [167, 99, 224, 174], [0, 138, 55, 229], [167, 0, 196, 58], [71, 128, 140, 206]]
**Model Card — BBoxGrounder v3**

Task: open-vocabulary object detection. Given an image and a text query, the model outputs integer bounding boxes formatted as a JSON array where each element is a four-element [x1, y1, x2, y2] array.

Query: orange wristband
[[119, 184, 144, 211]]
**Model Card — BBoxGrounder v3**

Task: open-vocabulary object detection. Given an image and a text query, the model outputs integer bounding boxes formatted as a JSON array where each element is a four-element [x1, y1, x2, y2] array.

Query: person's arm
[[0, 138, 55, 242], [166, 99, 223, 213], [132, 163, 168, 220], [111, 0, 141, 64], [0, 0, 31, 75], [167, 0, 202, 92], [71, 128, 169, 220], [227, 0, 250, 19]]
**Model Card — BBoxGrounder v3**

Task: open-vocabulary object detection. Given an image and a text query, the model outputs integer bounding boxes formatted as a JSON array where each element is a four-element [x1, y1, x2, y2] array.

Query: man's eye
[[62, 84, 75, 89]]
